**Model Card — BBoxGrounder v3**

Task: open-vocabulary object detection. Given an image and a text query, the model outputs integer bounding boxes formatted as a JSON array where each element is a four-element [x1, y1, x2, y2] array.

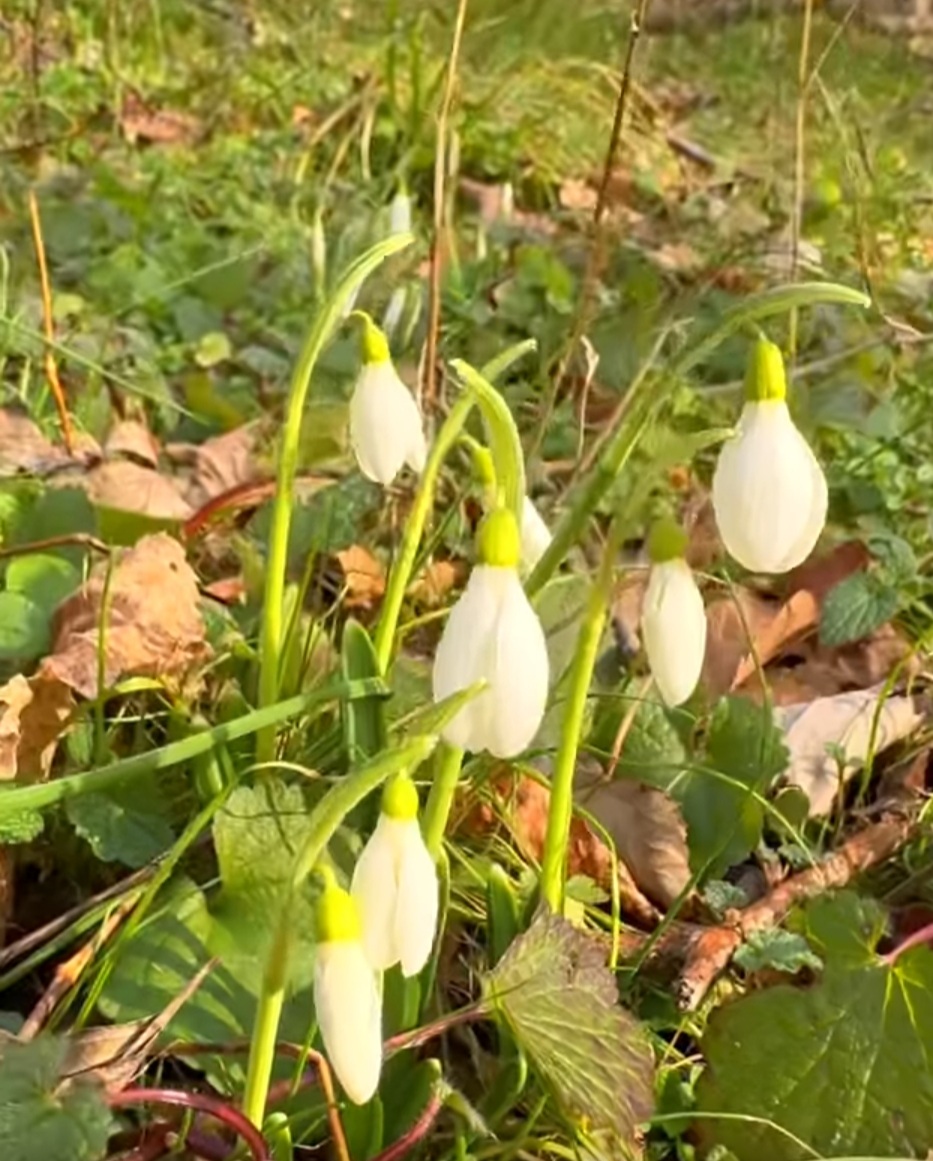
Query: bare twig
[[532, 0, 652, 456], [370, 1090, 444, 1161], [0, 532, 110, 563], [675, 813, 914, 1010], [422, 0, 470, 413], [27, 190, 74, 453]]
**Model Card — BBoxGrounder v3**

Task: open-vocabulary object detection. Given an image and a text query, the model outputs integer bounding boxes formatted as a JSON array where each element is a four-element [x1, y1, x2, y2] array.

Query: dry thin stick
[[20, 893, 137, 1039], [675, 813, 914, 1011], [786, 0, 815, 363], [422, 0, 470, 413], [532, 0, 652, 456], [0, 532, 110, 562], [27, 190, 74, 454]]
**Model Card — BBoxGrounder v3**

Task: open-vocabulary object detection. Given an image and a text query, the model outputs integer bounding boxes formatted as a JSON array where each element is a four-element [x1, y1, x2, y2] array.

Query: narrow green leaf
[[341, 619, 387, 764], [451, 359, 526, 522]]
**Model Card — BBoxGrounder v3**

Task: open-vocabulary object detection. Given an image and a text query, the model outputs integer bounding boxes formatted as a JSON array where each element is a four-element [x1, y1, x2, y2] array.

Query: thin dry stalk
[[787, 0, 815, 362], [27, 190, 74, 453], [423, 0, 470, 413]]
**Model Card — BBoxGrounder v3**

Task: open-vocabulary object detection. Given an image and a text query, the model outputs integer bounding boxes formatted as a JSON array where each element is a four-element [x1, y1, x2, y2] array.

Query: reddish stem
[[110, 1088, 270, 1161], [881, 920, 933, 966], [370, 1092, 443, 1161]]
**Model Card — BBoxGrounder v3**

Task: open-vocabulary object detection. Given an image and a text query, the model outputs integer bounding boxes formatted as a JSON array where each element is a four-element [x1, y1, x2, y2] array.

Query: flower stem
[[256, 234, 412, 763], [421, 742, 464, 858], [539, 534, 618, 911], [241, 734, 438, 1125]]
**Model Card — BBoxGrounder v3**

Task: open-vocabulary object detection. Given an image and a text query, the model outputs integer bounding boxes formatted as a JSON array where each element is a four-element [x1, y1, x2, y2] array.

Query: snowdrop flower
[[712, 338, 827, 574], [351, 772, 439, 977], [432, 507, 549, 757], [389, 187, 413, 236], [464, 438, 552, 573], [641, 519, 707, 707], [349, 314, 426, 486], [313, 871, 383, 1105]]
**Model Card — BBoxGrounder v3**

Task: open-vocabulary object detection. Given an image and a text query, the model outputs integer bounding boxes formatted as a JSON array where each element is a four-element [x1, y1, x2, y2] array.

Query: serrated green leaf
[[65, 779, 175, 868], [702, 880, 748, 918], [0, 1035, 114, 1161], [0, 592, 49, 660], [593, 699, 688, 788], [819, 572, 899, 647], [732, 928, 822, 975], [484, 909, 652, 1154], [697, 893, 933, 1160], [0, 810, 44, 844]]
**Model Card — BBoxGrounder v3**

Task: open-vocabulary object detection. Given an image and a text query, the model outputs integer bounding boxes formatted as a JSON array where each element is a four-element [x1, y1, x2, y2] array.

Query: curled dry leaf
[[173, 424, 260, 510], [78, 460, 192, 521], [0, 409, 69, 476], [334, 546, 386, 610], [103, 420, 160, 469], [776, 686, 925, 817], [407, 560, 466, 607], [0, 674, 74, 782], [39, 534, 210, 699]]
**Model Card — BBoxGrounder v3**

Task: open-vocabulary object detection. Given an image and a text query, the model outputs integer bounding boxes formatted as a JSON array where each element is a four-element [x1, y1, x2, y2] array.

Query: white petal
[[389, 191, 412, 236], [485, 570, 550, 758], [351, 815, 403, 971], [771, 439, 828, 571], [349, 362, 425, 486], [382, 287, 407, 339], [314, 941, 383, 1104], [520, 497, 552, 572], [394, 821, 439, 977], [712, 401, 827, 574], [432, 565, 508, 751], [641, 559, 707, 707]]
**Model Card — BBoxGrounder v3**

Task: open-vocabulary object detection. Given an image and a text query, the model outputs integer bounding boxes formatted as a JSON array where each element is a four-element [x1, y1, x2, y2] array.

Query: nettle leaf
[[819, 571, 899, 647], [66, 776, 175, 868], [0, 1035, 114, 1161], [679, 698, 787, 877], [697, 891, 933, 1160], [592, 698, 688, 788], [484, 908, 653, 1154], [732, 928, 822, 975]]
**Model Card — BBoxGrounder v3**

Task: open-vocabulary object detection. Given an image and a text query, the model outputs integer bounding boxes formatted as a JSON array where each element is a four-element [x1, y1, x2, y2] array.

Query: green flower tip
[[462, 436, 496, 490], [314, 877, 361, 943], [382, 772, 419, 821], [744, 337, 787, 403], [647, 517, 688, 563], [477, 507, 520, 568], [355, 312, 391, 366]]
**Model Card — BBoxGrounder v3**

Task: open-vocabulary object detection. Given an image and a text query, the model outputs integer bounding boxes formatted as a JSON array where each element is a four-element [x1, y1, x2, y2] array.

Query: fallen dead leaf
[[202, 576, 247, 605], [172, 424, 261, 509], [0, 409, 68, 475], [702, 587, 778, 699], [576, 767, 693, 910], [103, 420, 160, 469], [611, 571, 649, 658], [653, 241, 701, 275], [40, 534, 209, 699], [0, 674, 74, 782], [776, 686, 925, 816], [559, 178, 598, 212], [407, 560, 466, 607], [120, 93, 201, 146], [335, 546, 386, 610], [79, 460, 192, 521]]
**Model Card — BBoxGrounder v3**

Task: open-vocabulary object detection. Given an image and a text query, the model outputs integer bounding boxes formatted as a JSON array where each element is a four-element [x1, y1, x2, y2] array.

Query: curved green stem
[[450, 359, 525, 524], [421, 742, 464, 858], [256, 233, 413, 762], [241, 733, 438, 1125], [539, 531, 619, 911]]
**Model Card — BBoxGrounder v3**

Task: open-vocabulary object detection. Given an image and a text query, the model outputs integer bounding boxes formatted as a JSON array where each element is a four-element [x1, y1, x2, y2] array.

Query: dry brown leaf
[[178, 425, 260, 509], [103, 420, 160, 468], [702, 587, 778, 699], [559, 178, 598, 212], [0, 674, 74, 782], [731, 588, 819, 690], [335, 546, 386, 610], [40, 534, 209, 699], [407, 560, 466, 606], [785, 540, 871, 599], [0, 409, 68, 475], [79, 460, 192, 520], [576, 767, 693, 910], [611, 572, 649, 658], [120, 94, 201, 146], [653, 241, 701, 275], [776, 686, 925, 816]]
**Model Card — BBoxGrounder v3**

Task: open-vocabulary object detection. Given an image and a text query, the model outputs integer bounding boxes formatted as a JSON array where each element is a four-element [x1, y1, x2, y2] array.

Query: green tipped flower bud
[[744, 338, 787, 403], [647, 517, 688, 564], [477, 507, 520, 569], [462, 435, 497, 491], [381, 772, 420, 821], [356, 312, 391, 366], [315, 872, 361, 943]]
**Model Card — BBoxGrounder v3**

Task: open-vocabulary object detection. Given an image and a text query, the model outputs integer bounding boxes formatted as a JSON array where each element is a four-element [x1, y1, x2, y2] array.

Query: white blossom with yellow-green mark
[[712, 337, 827, 574], [464, 436, 552, 573], [349, 314, 426, 486], [312, 870, 383, 1105], [351, 771, 439, 977], [432, 506, 549, 758], [641, 518, 707, 707]]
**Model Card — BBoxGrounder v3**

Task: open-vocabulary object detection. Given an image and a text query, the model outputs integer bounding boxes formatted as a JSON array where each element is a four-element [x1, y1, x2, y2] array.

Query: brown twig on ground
[[0, 532, 111, 563], [27, 189, 75, 454], [532, 0, 652, 457], [20, 893, 138, 1039], [674, 813, 915, 1010], [422, 0, 470, 414]]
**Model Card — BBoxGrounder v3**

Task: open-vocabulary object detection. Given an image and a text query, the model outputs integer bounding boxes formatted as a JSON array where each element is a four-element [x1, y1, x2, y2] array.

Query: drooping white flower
[[520, 495, 552, 572], [640, 520, 707, 707], [313, 875, 383, 1105], [432, 508, 549, 758], [712, 338, 827, 574], [389, 187, 413, 236], [351, 773, 438, 977], [349, 315, 426, 486]]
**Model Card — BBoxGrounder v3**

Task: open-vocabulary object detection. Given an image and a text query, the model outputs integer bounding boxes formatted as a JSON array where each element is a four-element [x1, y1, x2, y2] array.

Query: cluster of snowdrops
[[311, 320, 828, 1105]]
